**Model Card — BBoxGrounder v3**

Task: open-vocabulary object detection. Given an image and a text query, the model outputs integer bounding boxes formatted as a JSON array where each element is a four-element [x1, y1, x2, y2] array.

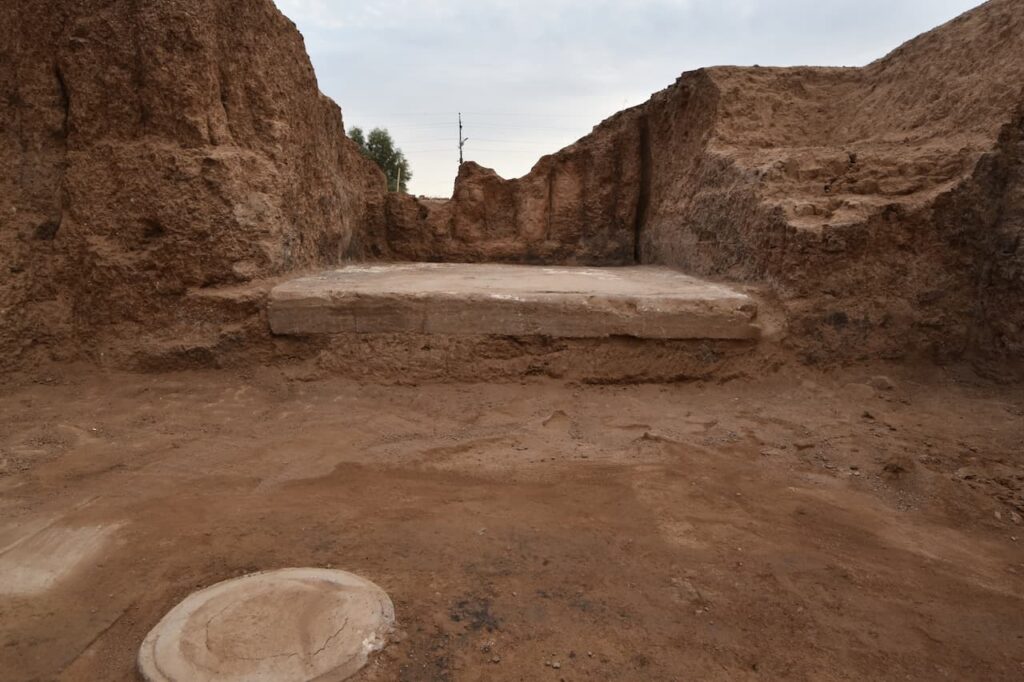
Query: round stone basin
[[138, 568, 395, 681]]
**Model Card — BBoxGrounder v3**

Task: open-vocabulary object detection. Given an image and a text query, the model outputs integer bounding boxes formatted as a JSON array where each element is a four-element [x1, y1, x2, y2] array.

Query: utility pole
[[396, 165, 402, 193], [458, 112, 468, 167]]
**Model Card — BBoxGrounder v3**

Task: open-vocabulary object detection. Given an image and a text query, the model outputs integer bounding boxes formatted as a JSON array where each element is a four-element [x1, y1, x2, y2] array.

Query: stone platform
[[268, 263, 759, 340]]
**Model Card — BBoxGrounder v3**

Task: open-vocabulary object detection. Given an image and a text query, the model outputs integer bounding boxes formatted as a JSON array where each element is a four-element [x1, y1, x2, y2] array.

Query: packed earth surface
[[1, 364, 1022, 681]]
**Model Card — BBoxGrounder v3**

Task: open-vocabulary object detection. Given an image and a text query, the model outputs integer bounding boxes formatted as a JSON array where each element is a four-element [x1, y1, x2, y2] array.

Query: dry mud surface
[[1, 365, 1023, 680]]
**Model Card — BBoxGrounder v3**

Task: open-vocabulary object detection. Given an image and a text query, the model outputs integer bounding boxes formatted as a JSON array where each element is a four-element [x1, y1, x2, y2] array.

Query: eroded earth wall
[[1, 0, 387, 370]]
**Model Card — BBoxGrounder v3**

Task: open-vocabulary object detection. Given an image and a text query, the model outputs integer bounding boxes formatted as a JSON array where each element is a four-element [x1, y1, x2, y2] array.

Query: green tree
[[349, 126, 367, 149], [348, 126, 411, 193]]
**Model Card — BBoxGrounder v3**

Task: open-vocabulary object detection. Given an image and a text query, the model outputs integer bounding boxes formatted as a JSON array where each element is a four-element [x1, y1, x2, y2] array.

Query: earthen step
[[268, 263, 760, 340]]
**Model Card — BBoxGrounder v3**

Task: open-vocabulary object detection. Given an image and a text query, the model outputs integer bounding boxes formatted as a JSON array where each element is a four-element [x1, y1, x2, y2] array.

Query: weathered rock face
[[636, 0, 1024, 368], [384, 151, 640, 265], [383, 0, 1024, 369], [1, 0, 387, 370], [974, 111, 1024, 365]]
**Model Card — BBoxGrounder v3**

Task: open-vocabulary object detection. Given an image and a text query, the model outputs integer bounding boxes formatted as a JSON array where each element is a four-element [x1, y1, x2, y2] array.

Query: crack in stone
[[311, 617, 350, 658]]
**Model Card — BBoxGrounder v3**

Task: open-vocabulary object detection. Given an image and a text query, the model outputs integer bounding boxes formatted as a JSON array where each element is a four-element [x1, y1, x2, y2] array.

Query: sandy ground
[[1, 364, 1022, 681]]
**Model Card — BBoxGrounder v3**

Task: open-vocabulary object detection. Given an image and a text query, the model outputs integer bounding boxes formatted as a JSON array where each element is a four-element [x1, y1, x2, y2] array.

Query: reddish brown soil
[[0, 0, 389, 373], [2, 365, 1022, 681]]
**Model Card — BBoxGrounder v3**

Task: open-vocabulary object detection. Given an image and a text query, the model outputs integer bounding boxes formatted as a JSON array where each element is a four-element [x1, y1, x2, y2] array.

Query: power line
[[398, 135, 558, 142], [403, 140, 555, 150], [380, 121, 585, 132], [382, 123, 463, 130], [404, 148, 554, 154], [460, 137, 555, 144], [394, 123, 581, 132], [464, 112, 600, 118], [461, 122, 584, 132], [355, 111, 600, 119], [470, 149, 556, 153]]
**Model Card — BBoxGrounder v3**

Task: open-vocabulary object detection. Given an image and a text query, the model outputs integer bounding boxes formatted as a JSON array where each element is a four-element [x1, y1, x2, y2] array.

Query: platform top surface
[[272, 263, 750, 302]]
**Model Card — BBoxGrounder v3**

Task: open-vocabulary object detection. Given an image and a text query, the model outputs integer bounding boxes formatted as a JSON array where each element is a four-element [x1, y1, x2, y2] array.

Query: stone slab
[[0, 520, 121, 596], [138, 568, 394, 682], [268, 264, 760, 340]]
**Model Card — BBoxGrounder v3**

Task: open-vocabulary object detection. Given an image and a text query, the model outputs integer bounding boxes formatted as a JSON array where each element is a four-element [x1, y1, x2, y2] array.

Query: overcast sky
[[275, 0, 981, 197]]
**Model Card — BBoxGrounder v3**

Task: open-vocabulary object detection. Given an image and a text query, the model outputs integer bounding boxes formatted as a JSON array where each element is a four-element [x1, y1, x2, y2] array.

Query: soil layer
[[1, 365, 1022, 681]]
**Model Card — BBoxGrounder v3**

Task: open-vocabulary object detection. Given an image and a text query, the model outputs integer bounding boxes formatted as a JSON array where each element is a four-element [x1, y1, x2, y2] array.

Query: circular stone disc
[[138, 568, 395, 682]]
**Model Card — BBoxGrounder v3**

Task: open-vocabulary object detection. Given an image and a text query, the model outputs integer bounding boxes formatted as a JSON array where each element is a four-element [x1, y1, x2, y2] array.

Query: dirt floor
[[1, 363, 1023, 681]]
